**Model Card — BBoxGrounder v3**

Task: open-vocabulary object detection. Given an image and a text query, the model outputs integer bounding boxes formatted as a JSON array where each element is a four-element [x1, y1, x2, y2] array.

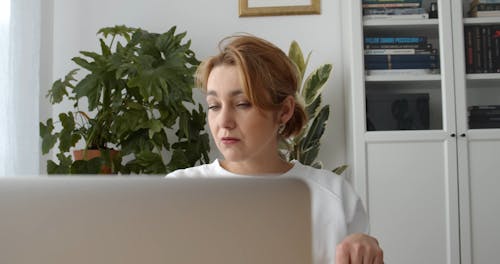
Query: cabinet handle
[[460, 133, 466, 137], [451, 133, 456, 137]]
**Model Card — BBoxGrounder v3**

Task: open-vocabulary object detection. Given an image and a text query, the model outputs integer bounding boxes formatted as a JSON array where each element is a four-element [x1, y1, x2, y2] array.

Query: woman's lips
[[221, 137, 240, 144]]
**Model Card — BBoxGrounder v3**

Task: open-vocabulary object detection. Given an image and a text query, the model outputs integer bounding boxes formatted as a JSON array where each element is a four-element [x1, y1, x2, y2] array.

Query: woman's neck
[[219, 157, 293, 176]]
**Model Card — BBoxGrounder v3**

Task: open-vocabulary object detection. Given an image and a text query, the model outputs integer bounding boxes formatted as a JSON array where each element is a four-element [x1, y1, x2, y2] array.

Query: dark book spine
[[473, 26, 483, 73], [469, 121, 500, 129], [468, 105, 500, 111], [365, 61, 440, 70], [364, 54, 439, 63], [481, 26, 491, 73], [465, 27, 475, 73], [492, 26, 500, 72]]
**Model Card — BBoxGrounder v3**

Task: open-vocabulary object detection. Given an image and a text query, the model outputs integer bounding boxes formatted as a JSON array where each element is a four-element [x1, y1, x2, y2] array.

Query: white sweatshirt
[[167, 159, 369, 264]]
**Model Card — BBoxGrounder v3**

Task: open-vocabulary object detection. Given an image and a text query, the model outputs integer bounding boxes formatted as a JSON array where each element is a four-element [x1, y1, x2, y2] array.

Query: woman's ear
[[279, 95, 295, 124]]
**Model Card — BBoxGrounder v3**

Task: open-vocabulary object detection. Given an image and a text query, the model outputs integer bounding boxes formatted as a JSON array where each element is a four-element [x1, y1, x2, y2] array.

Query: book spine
[[362, 3, 421, 8], [362, 0, 422, 3], [468, 105, 500, 110], [473, 26, 483, 73], [364, 43, 432, 49], [469, 109, 500, 115], [365, 61, 440, 70], [487, 26, 494, 72], [477, 3, 500, 11], [363, 7, 426, 15], [364, 48, 433, 55], [493, 26, 500, 72], [364, 36, 427, 44], [364, 54, 439, 63], [363, 13, 429, 19], [481, 26, 490, 73], [465, 27, 475, 73]]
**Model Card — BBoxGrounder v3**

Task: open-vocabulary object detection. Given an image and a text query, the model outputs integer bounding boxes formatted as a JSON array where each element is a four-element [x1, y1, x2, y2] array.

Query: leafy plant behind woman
[[40, 25, 210, 174]]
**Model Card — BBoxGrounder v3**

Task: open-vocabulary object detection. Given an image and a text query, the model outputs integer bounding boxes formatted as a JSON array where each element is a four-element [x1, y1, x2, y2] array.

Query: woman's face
[[206, 65, 281, 164]]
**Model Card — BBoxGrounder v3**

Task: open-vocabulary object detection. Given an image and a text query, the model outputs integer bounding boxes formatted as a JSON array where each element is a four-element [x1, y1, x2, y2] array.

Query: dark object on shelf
[[468, 105, 500, 129], [429, 2, 438, 19], [366, 93, 430, 131]]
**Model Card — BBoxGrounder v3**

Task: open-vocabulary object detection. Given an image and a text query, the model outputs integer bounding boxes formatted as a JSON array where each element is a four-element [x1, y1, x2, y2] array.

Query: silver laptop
[[0, 177, 312, 264]]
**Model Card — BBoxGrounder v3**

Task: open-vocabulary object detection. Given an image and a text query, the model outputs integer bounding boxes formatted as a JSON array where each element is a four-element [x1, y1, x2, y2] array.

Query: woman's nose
[[219, 106, 236, 129]]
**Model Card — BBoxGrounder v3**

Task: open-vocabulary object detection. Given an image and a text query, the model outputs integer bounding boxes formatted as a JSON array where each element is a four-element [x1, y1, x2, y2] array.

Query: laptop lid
[[0, 177, 312, 264]]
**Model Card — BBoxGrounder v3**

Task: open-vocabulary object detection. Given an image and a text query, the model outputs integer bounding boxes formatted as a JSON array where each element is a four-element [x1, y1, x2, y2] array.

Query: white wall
[[41, 0, 348, 173]]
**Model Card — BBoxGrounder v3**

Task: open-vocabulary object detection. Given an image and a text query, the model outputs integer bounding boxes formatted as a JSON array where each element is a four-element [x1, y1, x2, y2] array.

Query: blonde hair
[[196, 35, 307, 138]]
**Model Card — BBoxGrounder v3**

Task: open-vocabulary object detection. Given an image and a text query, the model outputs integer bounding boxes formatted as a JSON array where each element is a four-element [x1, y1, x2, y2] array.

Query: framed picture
[[239, 0, 320, 17]]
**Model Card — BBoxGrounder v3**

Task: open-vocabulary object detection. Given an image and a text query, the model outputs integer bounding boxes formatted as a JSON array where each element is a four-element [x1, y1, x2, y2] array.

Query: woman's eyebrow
[[206, 89, 244, 97]]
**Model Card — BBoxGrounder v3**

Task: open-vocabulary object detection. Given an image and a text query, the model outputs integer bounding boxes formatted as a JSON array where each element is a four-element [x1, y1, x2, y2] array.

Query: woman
[[167, 35, 384, 264]]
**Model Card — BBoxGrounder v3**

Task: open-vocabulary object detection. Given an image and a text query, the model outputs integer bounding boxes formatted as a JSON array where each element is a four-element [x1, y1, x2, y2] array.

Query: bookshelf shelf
[[466, 73, 500, 79], [464, 17, 500, 25], [365, 73, 441, 82]]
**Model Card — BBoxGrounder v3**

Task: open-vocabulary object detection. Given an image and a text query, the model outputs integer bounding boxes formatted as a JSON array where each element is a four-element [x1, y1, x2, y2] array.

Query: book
[[363, 13, 429, 20], [468, 105, 500, 111], [465, 26, 474, 73], [471, 10, 500, 17], [476, 3, 500, 10], [364, 43, 432, 49], [362, 3, 421, 8], [363, 7, 426, 15], [473, 26, 484, 73], [364, 54, 439, 63], [365, 61, 440, 70], [364, 48, 434, 55], [365, 69, 439, 75], [362, 0, 422, 3], [470, 0, 500, 5], [492, 26, 500, 72], [469, 121, 500, 128], [364, 36, 427, 44]]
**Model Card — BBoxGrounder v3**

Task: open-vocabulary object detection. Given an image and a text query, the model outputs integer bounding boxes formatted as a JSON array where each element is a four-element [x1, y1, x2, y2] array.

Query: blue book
[[364, 36, 427, 45]]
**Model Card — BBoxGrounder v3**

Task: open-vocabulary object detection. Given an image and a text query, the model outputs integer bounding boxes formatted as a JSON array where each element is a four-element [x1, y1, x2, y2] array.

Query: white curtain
[[0, 0, 41, 176]]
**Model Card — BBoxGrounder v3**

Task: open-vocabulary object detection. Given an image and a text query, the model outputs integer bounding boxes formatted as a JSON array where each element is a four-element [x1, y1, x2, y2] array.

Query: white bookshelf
[[340, 1, 499, 264]]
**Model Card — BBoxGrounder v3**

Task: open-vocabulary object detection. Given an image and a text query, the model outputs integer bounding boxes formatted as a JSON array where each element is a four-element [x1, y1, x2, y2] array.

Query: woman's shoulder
[[166, 160, 223, 178], [288, 161, 356, 200]]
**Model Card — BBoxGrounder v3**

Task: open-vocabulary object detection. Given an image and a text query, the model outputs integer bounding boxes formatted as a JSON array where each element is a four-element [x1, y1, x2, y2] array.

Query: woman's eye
[[236, 102, 251, 108], [207, 105, 220, 111]]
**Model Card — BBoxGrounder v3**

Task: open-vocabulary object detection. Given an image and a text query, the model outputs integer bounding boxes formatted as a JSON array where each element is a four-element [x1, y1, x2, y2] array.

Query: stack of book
[[469, 0, 500, 17], [364, 36, 440, 74], [464, 25, 500, 73], [468, 105, 500, 128], [362, 0, 429, 20]]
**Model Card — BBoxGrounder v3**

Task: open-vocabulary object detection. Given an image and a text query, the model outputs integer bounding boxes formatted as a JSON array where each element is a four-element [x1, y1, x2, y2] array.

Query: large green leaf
[[288, 41, 306, 80], [40, 119, 57, 154], [73, 74, 102, 110], [302, 64, 332, 105], [47, 69, 78, 104], [129, 151, 166, 174], [299, 105, 329, 162]]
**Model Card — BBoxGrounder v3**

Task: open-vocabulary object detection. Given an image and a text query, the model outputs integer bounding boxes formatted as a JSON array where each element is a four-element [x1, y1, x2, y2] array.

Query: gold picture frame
[[239, 0, 320, 17]]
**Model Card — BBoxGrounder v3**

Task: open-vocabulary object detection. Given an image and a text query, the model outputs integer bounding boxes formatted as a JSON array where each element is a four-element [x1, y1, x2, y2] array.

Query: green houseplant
[[40, 25, 210, 174], [285, 41, 347, 175]]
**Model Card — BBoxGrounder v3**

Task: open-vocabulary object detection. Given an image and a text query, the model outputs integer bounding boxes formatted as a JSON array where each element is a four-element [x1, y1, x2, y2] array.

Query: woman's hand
[[335, 233, 384, 264]]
